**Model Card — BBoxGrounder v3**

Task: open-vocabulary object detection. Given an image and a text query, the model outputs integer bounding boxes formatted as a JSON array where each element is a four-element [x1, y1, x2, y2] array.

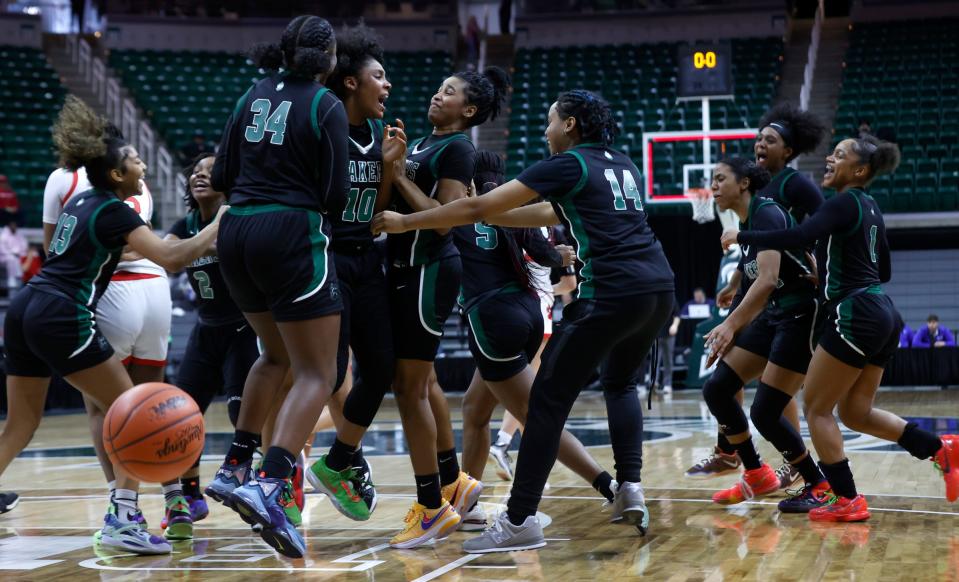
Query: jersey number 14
[[604, 169, 643, 211]]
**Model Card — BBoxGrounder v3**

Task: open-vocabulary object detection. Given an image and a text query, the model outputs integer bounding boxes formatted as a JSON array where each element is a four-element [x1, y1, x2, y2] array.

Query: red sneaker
[[808, 494, 870, 522], [712, 464, 780, 505], [292, 458, 305, 512], [934, 435, 959, 502]]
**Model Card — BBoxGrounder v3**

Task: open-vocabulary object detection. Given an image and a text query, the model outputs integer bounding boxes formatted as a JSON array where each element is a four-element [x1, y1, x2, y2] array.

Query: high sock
[[162, 483, 183, 504], [226, 430, 261, 465], [495, 430, 513, 448], [897, 422, 943, 460], [260, 446, 297, 480], [792, 454, 825, 485], [181, 477, 202, 499], [438, 448, 460, 487], [415, 473, 442, 509], [733, 437, 762, 471], [592, 471, 615, 502], [717, 433, 736, 456], [114, 489, 138, 522], [352, 446, 366, 471], [326, 438, 356, 472], [819, 459, 858, 499]]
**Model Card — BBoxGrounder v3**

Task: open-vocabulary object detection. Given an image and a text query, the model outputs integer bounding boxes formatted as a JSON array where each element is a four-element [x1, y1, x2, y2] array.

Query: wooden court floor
[[3, 389, 959, 580]]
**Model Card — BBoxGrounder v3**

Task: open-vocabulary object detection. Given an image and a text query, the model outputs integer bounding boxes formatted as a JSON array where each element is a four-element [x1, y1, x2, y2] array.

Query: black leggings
[[507, 291, 674, 520]]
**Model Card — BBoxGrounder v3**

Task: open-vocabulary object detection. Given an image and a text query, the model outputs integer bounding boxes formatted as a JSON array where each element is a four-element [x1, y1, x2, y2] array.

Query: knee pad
[[750, 383, 805, 459], [702, 361, 748, 435]]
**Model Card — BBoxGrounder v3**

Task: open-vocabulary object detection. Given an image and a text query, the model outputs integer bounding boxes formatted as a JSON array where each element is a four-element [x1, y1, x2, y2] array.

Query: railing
[[67, 36, 178, 227], [798, 0, 824, 112]]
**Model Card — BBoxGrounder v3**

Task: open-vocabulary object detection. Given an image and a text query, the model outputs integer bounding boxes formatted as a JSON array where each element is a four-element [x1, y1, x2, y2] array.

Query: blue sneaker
[[230, 477, 305, 559], [97, 511, 171, 555], [205, 459, 253, 507]]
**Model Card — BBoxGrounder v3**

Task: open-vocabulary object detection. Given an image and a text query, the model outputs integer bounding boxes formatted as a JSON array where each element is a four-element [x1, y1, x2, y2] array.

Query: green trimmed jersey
[[333, 119, 385, 247], [758, 166, 824, 224], [31, 189, 145, 308], [516, 144, 674, 299]]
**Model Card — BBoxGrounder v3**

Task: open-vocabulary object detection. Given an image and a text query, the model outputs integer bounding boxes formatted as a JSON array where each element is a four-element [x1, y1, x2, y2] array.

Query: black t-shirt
[[738, 188, 890, 304], [168, 210, 244, 326], [333, 119, 384, 248], [516, 143, 674, 299], [32, 189, 144, 308], [759, 166, 824, 224], [453, 222, 525, 306], [738, 196, 816, 314], [386, 132, 475, 266], [212, 73, 349, 214]]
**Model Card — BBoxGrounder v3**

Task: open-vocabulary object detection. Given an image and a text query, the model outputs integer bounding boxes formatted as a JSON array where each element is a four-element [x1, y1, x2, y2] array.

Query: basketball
[[103, 383, 205, 483]]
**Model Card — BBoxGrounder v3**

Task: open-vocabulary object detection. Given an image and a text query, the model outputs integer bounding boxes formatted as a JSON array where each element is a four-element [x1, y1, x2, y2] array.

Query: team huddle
[[1, 13, 957, 561]]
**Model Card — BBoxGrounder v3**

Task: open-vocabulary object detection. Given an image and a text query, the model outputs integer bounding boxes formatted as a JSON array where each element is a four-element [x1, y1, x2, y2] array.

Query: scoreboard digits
[[677, 44, 733, 98]]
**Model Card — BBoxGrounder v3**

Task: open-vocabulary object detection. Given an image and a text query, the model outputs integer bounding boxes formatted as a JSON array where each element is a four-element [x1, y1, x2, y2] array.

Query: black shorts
[[819, 290, 902, 369], [218, 204, 342, 322], [735, 302, 818, 374], [334, 247, 394, 390], [175, 319, 257, 414], [467, 290, 543, 382], [388, 254, 462, 361], [3, 286, 114, 377]]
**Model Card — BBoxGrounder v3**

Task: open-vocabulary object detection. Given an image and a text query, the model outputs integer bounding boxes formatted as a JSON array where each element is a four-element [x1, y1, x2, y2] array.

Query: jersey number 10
[[245, 99, 292, 145]]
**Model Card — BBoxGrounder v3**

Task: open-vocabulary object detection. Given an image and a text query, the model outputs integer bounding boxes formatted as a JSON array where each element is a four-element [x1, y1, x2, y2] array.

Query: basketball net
[[685, 187, 715, 224]]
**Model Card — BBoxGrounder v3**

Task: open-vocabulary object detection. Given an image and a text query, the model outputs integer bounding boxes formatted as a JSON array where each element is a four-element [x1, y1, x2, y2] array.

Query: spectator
[[0, 220, 27, 291], [178, 131, 213, 166], [857, 118, 872, 138], [653, 301, 680, 395], [680, 287, 715, 319], [912, 314, 956, 348], [20, 243, 43, 283], [0, 174, 19, 225], [899, 323, 913, 348]]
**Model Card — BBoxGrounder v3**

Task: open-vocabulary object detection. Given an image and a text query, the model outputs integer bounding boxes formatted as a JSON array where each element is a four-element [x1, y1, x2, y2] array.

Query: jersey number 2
[[342, 188, 377, 223], [49, 213, 78, 255], [245, 99, 292, 145], [604, 169, 643, 211], [193, 271, 215, 299]]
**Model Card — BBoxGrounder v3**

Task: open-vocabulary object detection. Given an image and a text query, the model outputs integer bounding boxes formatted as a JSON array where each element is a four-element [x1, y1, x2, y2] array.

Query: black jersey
[[516, 143, 675, 299], [738, 196, 816, 314], [168, 210, 244, 326], [759, 166, 823, 224], [211, 72, 349, 214], [334, 119, 385, 248], [387, 132, 475, 266], [453, 223, 524, 306], [738, 188, 891, 304], [31, 189, 144, 308]]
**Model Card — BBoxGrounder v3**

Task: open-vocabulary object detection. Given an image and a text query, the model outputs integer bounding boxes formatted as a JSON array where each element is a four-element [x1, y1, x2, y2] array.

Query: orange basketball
[[103, 382, 205, 483]]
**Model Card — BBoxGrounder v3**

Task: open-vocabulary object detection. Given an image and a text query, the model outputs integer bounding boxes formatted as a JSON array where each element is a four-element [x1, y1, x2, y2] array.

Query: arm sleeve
[[436, 139, 477, 187], [320, 96, 350, 216], [42, 169, 67, 224], [738, 192, 859, 250], [912, 328, 931, 348], [96, 202, 146, 248], [167, 217, 189, 239], [516, 154, 585, 200], [783, 174, 825, 218], [519, 227, 564, 268]]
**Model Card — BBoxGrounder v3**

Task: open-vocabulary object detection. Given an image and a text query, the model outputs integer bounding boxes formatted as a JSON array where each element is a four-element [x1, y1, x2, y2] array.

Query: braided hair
[[52, 95, 129, 191], [453, 66, 511, 127], [555, 90, 620, 146], [718, 156, 772, 194], [848, 134, 900, 184], [758, 103, 827, 161], [249, 15, 336, 80], [326, 23, 385, 99]]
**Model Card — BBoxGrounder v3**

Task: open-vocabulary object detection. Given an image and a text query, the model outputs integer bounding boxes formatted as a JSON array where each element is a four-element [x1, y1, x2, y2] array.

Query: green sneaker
[[280, 479, 302, 527], [306, 454, 370, 521], [163, 495, 194, 540]]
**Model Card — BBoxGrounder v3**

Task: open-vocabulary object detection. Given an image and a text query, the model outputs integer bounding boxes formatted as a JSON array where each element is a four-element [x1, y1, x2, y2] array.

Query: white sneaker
[[97, 512, 172, 555], [662, 384, 673, 395], [459, 503, 488, 531], [488, 443, 513, 481]]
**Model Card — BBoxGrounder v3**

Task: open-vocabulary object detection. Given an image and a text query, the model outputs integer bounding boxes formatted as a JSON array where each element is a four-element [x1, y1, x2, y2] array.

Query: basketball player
[[688, 103, 826, 487], [156, 154, 258, 540], [373, 90, 675, 552], [203, 16, 348, 558], [700, 157, 826, 512], [2, 96, 220, 552], [380, 67, 510, 549], [721, 135, 959, 521]]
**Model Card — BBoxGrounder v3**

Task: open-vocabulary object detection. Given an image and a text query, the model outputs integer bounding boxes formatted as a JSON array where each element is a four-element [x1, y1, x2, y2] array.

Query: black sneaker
[[351, 457, 378, 515], [778, 481, 834, 513], [0, 491, 19, 514]]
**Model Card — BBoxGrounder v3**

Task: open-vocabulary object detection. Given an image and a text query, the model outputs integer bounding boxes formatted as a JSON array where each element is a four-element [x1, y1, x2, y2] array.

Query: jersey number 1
[[868, 224, 878, 263], [604, 169, 643, 211], [245, 99, 292, 145], [49, 213, 78, 255]]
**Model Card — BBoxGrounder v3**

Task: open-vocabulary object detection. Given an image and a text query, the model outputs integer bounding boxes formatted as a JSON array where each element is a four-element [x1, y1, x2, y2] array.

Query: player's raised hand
[[383, 118, 407, 165], [720, 229, 739, 251], [372, 210, 407, 235]]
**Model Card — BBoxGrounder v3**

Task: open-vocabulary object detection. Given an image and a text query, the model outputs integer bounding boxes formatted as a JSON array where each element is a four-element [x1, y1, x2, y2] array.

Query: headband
[[765, 121, 792, 147]]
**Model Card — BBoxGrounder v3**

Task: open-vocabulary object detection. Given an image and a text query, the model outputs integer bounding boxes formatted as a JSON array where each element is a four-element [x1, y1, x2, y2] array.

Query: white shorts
[[539, 292, 554, 338], [97, 275, 172, 366]]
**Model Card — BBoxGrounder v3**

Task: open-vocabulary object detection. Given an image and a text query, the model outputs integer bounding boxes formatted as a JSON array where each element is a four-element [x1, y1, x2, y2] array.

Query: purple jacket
[[912, 325, 956, 348]]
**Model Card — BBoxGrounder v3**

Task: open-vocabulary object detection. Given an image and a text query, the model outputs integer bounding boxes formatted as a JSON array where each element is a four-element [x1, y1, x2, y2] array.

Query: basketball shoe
[[775, 459, 802, 489], [292, 453, 306, 512], [712, 464, 780, 505], [0, 491, 19, 514], [608, 481, 649, 535], [389, 501, 461, 549], [808, 494, 870, 522], [442, 471, 483, 516], [162, 495, 193, 540], [307, 454, 370, 521], [205, 458, 253, 507], [489, 443, 513, 480], [685, 447, 741, 478], [462, 512, 546, 554], [163, 494, 209, 529], [97, 504, 171, 555], [350, 456, 378, 515], [778, 480, 834, 513], [460, 502, 488, 532], [231, 477, 305, 558], [934, 434, 959, 502]]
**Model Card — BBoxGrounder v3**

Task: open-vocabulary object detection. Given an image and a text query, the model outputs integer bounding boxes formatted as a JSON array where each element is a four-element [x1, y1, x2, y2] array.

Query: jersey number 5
[[245, 99, 292, 145], [474, 223, 498, 250], [49, 213, 78, 255], [604, 169, 643, 211]]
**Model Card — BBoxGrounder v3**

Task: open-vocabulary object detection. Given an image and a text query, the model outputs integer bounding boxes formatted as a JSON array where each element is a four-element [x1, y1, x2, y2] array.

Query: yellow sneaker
[[441, 471, 483, 515], [389, 501, 461, 549]]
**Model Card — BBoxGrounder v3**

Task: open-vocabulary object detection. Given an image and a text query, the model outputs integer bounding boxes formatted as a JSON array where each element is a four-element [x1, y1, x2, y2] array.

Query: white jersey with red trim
[[526, 227, 554, 302], [115, 182, 166, 277]]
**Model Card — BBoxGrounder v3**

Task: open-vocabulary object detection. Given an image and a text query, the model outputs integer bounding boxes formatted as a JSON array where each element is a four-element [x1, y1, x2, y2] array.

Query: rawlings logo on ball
[[151, 396, 187, 419], [156, 424, 203, 459]]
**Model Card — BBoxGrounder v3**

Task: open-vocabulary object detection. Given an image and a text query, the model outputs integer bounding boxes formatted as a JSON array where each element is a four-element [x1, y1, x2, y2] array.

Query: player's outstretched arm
[[126, 206, 226, 272]]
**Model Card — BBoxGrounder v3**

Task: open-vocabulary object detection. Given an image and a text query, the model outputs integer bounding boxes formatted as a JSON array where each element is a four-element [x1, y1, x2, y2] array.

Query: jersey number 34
[[245, 99, 292, 145]]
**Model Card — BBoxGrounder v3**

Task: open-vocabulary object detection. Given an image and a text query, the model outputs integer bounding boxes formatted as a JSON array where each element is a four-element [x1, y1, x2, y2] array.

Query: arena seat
[[0, 45, 68, 227]]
